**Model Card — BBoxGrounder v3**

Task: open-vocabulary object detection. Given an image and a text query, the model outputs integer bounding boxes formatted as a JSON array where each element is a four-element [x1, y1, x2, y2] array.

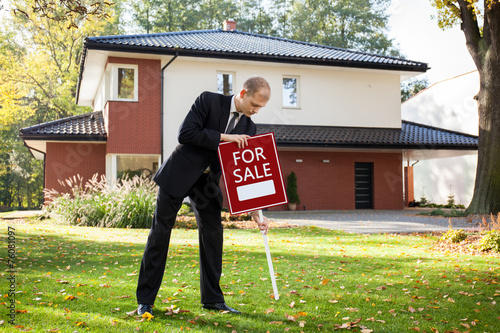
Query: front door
[[355, 162, 373, 209]]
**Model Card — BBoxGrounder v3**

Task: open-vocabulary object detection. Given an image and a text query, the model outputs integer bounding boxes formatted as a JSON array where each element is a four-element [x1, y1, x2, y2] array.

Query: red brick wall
[[221, 150, 404, 211], [44, 142, 106, 199], [106, 57, 161, 155]]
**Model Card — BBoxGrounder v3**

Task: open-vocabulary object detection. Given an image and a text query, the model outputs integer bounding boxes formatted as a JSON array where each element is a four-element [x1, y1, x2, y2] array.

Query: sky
[[386, 0, 477, 84]]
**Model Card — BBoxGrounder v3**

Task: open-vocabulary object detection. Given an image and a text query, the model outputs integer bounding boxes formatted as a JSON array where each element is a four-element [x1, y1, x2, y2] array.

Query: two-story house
[[20, 20, 478, 210]]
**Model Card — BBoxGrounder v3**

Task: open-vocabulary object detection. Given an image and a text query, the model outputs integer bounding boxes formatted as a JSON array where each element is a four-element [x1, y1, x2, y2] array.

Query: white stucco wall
[[402, 71, 479, 205], [162, 57, 402, 158]]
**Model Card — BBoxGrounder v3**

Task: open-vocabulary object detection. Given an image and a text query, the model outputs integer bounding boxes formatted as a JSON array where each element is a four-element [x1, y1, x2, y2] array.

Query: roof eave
[[275, 142, 478, 150], [19, 134, 107, 142], [82, 42, 429, 72]]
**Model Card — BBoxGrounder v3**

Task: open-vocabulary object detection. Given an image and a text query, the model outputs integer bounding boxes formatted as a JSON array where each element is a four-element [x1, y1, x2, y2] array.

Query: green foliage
[[45, 174, 158, 228], [11, 0, 115, 29], [431, 0, 469, 30], [286, 0, 400, 56], [478, 230, 500, 252], [127, 0, 399, 56], [0, 1, 123, 209], [420, 209, 467, 218], [419, 195, 429, 206], [440, 229, 467, 243], [429, 208, 445, 216], [286, 171, 300, 204], [401, 77, 430, 102], [178, 203, 192, 216], [130, 0, 238, 33]]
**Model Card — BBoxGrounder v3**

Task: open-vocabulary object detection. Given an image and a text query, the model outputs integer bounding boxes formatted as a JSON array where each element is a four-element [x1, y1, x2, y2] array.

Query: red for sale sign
[[218, 132, 288, 214]]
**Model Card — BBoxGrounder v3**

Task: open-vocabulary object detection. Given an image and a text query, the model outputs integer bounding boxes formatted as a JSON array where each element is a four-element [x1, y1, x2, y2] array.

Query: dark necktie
[[225, 112, 239, 133]]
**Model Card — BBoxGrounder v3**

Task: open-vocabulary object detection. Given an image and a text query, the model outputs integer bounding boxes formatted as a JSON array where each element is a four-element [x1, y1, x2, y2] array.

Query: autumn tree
[[131, 0, 238, 33], [10, 0, 114, 29], [287, 0, 400, 56], [129, 0, 399, 56], [431, 0, 500, 214], [0, 1, 120, 208]]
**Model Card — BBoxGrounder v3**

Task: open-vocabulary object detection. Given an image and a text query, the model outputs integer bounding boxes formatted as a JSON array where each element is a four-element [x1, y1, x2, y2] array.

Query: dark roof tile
[[84, 30, 427, 72], [20, 111, 476, 151], [256, 121, 477, 149], [20, 111, 106, 141]]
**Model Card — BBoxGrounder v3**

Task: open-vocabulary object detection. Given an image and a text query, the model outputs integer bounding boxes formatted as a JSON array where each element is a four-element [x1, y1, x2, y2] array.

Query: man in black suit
[[137, 76, 271, 316]]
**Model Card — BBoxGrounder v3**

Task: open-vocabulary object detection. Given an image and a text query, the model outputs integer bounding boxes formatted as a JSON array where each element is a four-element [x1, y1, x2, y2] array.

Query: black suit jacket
[[153, 91, 257, 197]]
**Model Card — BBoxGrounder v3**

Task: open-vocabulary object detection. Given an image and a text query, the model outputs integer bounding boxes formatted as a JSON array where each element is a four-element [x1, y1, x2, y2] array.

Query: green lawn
[[1, 219, 499, 333]]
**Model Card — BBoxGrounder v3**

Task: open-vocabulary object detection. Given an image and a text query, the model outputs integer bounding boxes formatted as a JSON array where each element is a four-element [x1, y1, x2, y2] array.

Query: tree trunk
[[467, 54, 500, 214]]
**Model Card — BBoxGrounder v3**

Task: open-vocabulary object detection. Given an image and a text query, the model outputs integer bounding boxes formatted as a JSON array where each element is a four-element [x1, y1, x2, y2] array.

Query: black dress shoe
[[202, 302, 241, 314], [138, 304, 153, 316]]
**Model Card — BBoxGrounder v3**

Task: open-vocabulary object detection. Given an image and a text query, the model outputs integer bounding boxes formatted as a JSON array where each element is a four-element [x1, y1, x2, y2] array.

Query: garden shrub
[[430, 208, 445, 216], [478, 230, 500, 253], [45, 174, 253, 229], [45, 174, 157, 228], [440, 229, 467, 243]]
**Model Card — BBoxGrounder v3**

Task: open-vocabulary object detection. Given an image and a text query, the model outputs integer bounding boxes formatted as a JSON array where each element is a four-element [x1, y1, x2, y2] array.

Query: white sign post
[[259, 210, 279, 300], [218, 133, 285, 301]]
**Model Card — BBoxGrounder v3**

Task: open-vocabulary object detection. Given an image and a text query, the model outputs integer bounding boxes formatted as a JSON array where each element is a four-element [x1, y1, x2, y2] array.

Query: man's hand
[[220, 133, 250, 148], [251, 210, 269, 235]]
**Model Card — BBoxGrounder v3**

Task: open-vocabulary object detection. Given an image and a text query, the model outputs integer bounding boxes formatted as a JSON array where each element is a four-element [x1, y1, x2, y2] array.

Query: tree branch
[[485, 0, 500, 59], [454, 0, 483, 69]]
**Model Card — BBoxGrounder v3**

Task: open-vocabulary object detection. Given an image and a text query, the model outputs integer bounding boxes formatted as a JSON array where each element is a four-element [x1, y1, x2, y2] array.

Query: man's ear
[[239, 89, 247, 98]]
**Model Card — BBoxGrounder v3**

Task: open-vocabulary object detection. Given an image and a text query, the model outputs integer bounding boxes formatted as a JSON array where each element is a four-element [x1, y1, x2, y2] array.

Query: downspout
[[160, 54, 178, 162]]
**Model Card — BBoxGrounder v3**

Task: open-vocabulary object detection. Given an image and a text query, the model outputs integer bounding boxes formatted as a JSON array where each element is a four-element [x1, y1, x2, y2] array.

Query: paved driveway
[[264, 209, 481, 234], [1, 209, 483, 234]]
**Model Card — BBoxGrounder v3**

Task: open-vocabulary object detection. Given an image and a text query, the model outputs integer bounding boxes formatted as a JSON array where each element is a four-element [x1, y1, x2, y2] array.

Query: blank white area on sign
[[236, 180, 276, 201]]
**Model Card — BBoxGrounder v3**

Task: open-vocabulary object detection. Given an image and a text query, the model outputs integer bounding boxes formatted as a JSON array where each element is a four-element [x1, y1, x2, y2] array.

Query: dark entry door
[[355, 162, 373, 209]]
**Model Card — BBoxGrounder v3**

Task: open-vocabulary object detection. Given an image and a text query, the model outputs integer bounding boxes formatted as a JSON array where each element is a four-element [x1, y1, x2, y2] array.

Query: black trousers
[[136, 173, 225, 305]]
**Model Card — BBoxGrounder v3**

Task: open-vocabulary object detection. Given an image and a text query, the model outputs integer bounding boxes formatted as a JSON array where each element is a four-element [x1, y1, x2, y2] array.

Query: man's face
[[238, 89, 269, 117]]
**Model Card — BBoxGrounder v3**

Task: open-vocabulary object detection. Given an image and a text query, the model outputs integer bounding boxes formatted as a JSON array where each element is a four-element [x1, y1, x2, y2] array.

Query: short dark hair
[[243, 76, 271, 99]]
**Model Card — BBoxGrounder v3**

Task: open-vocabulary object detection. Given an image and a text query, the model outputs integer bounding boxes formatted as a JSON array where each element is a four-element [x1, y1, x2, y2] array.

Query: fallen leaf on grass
[[335, 317, 362, 330], [141, 312, 154, 321], [126, 309, 138, 316]]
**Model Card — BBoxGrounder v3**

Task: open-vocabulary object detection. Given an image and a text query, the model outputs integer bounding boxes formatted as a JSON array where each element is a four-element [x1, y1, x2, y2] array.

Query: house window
[[118, 68, 135, 99], [283, 76, 299, 108], [217, 72, 234, 96], [116, 155, 159, 180], [111, 65, 138, 101]]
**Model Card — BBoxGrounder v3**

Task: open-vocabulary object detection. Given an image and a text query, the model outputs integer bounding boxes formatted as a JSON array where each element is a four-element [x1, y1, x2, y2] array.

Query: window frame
[[282, 75, 300, 109], [217, 71, 235, 96], [111, 64, 139, 102], [107, 154, 161, 184]]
